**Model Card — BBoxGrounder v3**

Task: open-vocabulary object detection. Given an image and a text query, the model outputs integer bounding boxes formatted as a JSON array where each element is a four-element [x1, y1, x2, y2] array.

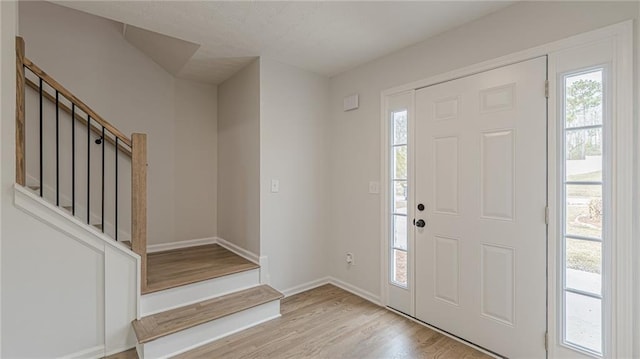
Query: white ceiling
[[53, 1, 515, 84]]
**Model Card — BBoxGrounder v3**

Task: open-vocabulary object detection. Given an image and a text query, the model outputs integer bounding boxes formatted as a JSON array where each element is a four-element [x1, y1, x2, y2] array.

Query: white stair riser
[[141, 269, 260, 316], [139, 300, 281, 359]]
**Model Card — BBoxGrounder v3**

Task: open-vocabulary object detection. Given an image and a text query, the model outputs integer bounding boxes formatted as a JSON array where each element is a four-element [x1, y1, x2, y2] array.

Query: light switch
[[271, 179, 280, 193], [368, 181, 380, 194]]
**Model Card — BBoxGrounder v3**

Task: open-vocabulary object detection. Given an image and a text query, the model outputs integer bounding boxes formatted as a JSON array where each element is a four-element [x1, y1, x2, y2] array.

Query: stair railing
[[15, 37, 148, 291]]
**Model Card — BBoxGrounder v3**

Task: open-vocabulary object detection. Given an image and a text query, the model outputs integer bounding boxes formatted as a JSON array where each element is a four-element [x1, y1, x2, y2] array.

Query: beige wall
[[217, 60, 261, 255], [18, 1, 218, 244], [174, 79, 218, 242], [259, 58, 330, 292], [327, 1, 639, 298], [3, 2, 106, 357]]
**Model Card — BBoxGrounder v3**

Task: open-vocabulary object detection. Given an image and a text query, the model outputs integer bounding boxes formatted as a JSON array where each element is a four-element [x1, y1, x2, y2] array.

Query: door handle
[[415, 219, 426, 228]]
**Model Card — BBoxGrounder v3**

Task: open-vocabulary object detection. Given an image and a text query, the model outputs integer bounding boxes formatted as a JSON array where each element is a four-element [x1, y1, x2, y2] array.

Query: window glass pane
[[393, 249, 407, 286], [393, 181, 407, 214], [566, 127, 602, 182], [393, 110, 408, 145], [566, 238, 601, 295], [565, 292, 602, 354], [393, 215, 407, 250], [565, 70, 603, 128], [394, 146, 407, 179], [566, 185, 602, 239]]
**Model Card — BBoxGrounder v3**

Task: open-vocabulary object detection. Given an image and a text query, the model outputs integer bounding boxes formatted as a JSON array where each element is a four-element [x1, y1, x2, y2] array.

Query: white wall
[[217, 60, 261, 255], [18, 1, 218, 244], [259, 58, 329, 293], [174, 79, 217, 242], [0, 1, 12, 355], [2, 2, 138, 357], [327, 1, 639, 300]]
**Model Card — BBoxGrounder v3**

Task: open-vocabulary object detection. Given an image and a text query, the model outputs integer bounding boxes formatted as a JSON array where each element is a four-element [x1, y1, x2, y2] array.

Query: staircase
[[135, 244, 282, 358], [14, 36, 283, 358]]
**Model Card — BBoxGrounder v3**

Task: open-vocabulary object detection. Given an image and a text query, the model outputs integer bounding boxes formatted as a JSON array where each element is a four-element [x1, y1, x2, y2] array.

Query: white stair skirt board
[[138, 300, 281, 359], [24, 175, 132, 241], [141, 268, 260, 316]]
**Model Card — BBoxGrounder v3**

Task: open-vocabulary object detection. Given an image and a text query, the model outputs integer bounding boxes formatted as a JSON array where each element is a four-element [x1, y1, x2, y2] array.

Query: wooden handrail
[[25, 78, 132, 157], [23, 57, 132, 147], [131, 133, 148, 291], [16, 37, 26, 186], [18, 37, 148, 292]]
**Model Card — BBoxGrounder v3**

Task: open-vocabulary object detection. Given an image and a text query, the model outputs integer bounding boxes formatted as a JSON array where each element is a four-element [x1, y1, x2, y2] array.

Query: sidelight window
[[390, 109, 408, 287], [561, 68, 605, 356]]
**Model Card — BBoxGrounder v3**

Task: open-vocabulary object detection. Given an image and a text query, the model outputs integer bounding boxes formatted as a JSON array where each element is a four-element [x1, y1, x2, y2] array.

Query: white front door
[[413, 57, 547, 357]]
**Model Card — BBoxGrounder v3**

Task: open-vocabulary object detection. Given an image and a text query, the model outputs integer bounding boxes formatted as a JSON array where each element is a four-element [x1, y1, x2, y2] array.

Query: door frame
[[379, 21, 633, 358]]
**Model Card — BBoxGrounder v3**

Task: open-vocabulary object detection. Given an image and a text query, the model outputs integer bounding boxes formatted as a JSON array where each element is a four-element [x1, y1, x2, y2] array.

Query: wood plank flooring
[[133, 285, 283, 343], [145, 244, 259, 294], [176, 284, 491, 359]]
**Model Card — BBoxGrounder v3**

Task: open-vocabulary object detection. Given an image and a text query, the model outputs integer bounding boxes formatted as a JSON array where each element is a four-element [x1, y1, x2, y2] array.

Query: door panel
[[414, 57, 547, 357]]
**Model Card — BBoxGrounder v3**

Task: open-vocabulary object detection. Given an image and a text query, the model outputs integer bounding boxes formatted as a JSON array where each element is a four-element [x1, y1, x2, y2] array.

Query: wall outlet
[[270, 179, 279, 193], [346, 252, 354, 265]]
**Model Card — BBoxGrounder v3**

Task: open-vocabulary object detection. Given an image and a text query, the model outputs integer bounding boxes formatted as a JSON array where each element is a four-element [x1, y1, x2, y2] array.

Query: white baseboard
[[280, 276, 381, 306], [147, 237, 217, 253], [104, 345, 135, 357], [59, 345, 104, 359], [328, 277, 382, 306], [215, 237, 259, 264], [281, 277, 330, 297], [146, 237, 261, 267]]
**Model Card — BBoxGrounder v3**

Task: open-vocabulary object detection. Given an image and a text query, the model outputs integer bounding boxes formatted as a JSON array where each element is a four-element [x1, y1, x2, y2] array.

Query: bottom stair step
[[133, 285, 283, 358]]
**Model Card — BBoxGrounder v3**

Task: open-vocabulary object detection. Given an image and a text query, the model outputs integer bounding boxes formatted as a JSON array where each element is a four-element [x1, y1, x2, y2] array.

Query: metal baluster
[[39, 78, 43, 197], [55, 91, 59, 206], [101, 126, 105, 233], [115, 137, 119, 241], [87, 115, 91, 224], [72, 104, 76, 216]]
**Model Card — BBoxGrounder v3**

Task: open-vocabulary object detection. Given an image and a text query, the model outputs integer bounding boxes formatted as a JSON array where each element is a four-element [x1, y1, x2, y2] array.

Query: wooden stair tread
[[132, 285, 283, 344], [145, 244, 260, 294]]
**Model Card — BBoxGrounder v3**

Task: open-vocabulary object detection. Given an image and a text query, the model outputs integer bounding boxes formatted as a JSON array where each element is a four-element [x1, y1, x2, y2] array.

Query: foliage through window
[[391, 110, 408, 287], [562, 69, 604, 355]]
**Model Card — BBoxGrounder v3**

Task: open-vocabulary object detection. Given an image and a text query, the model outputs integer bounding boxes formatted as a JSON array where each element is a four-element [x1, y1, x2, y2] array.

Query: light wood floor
[[133, 285, 283, 343], [145, 244, 259, 293], [176, 284, 491, 359]]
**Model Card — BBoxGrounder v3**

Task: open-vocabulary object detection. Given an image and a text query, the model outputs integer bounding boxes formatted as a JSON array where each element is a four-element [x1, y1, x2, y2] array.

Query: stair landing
[[145, 244, 259, 294]]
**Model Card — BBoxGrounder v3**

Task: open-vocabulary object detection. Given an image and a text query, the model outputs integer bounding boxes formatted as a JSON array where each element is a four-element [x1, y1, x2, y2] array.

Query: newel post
[[16, 36, 26, 186], [131, 133, 148, 291]]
